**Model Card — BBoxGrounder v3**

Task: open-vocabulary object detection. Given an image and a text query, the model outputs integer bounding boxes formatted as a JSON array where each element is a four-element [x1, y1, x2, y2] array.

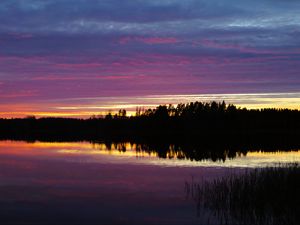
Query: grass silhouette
[[186, 164, 300, 225]]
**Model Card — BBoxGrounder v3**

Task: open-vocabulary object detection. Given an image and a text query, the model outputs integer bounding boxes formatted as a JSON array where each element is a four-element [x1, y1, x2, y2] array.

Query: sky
[[0, 0, 300, 117]]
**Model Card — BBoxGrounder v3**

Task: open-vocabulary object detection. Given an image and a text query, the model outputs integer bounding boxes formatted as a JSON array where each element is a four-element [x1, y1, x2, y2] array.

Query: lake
[[0, 141, 299, 224]]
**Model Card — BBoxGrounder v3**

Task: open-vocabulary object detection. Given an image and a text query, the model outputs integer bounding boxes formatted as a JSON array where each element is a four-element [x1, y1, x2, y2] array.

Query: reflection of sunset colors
[[1, 1, 300, 118], [0, 141, 299, 168]]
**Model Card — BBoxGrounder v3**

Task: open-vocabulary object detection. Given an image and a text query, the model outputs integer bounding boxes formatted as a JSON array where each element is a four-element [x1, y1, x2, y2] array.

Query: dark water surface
[[0, 141, 299, 224]]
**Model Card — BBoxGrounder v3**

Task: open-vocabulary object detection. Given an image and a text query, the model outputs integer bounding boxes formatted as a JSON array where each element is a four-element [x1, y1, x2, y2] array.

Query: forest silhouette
[[1, 101, 300, 137], [1, 101, 300, 158]]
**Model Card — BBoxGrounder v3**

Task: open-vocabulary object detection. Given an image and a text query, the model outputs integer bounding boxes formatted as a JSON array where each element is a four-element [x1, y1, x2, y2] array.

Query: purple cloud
[[0, 0, 300, 116]]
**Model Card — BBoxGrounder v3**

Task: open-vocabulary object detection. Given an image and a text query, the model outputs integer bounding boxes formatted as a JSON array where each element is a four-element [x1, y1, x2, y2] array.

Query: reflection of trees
[[89, 141, 296, 162], [134, 142, 249, 162], [115, 143, 126, 152]]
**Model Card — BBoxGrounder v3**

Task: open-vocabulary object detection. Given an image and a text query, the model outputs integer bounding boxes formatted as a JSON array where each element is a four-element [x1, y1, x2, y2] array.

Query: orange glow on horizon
[[1, 92, 300, 118]]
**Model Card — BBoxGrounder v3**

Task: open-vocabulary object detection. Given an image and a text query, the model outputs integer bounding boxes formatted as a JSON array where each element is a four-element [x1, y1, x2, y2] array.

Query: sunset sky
[[1, 0, 300, 117]]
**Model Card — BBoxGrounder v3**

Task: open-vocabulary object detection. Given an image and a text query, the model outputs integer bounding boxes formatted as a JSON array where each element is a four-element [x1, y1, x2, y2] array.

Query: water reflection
[[0, 140, 299, 224], [0, 141, 299, 168], [0, 140, 220, 225]]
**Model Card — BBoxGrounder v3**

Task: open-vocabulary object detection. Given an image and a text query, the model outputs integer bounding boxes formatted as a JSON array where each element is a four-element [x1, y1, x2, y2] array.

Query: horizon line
[[1, 92, 300, 119]]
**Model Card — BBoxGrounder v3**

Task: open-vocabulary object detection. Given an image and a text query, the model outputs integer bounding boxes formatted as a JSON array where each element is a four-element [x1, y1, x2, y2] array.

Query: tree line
[[0, 101, 300, 144]]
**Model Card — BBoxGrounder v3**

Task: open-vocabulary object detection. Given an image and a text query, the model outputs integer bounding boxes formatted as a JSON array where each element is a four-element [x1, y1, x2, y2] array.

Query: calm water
[[0, 141, 299, 224]]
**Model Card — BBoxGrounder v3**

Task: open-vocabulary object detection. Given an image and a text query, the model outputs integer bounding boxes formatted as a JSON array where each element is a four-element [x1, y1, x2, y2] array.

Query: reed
[[186, 164, 300, 225]]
